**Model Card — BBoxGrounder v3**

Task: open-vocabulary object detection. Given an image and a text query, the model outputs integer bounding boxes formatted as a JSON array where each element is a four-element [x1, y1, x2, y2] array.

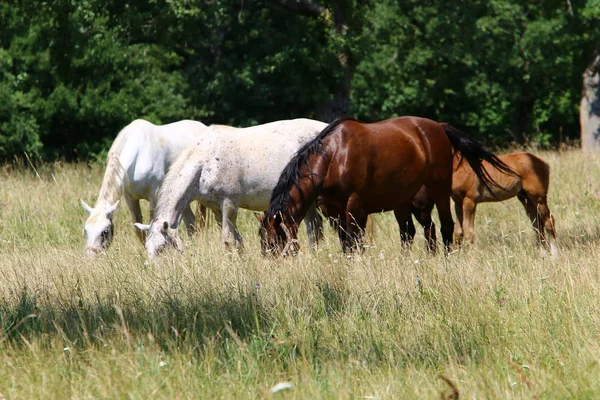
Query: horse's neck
[[155, 154, 204, 226], [289, 153, 330, 221], [95, 154, 128, 208]]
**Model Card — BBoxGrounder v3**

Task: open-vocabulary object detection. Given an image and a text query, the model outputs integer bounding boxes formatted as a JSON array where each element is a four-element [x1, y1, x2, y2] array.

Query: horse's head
[[257, 212, 299, 257], [135, 220, 183, 258], [81, 199, 119, 256]]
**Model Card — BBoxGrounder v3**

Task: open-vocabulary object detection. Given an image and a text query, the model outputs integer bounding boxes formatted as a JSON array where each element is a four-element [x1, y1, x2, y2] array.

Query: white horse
[[81, 119, 208, 256], [134, 118, 327, 257]]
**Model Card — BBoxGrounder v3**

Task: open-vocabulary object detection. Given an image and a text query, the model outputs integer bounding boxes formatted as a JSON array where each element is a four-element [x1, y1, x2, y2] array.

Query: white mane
[[95, 154, 127, 207], [94, 124, 131, 207]]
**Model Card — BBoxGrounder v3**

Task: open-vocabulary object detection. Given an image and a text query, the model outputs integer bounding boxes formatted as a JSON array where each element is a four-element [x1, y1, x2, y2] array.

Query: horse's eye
[[101, 229, 109, 238]]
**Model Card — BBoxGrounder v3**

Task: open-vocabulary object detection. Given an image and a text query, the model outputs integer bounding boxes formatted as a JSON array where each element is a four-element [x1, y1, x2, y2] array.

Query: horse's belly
[[238, 194, 270, 211], [478, 180, 522, 203], [198, 180, 271, 211]]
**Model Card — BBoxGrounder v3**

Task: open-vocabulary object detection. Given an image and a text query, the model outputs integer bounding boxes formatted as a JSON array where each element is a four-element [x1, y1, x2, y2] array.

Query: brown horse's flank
[[262, 116, 515, 255]]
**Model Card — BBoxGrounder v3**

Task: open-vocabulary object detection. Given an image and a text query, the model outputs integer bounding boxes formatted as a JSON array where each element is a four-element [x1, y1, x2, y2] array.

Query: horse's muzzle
[[85, 247, 102, 257]]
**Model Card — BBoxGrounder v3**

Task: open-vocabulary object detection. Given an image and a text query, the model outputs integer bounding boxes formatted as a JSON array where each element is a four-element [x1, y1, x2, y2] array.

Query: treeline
[[1, 0, 599, 160]]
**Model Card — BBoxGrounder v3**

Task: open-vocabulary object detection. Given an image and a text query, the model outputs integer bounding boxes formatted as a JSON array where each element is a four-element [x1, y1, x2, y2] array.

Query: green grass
[[0, 150, 600, 399]]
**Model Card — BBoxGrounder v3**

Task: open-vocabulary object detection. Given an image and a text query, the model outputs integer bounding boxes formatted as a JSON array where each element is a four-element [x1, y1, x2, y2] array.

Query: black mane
[[266, 116, 356, 220]]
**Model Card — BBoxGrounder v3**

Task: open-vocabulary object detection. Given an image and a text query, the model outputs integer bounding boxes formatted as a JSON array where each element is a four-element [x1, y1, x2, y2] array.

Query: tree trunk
[[318, 2, 351, 122], [581, 54, 600, 151]]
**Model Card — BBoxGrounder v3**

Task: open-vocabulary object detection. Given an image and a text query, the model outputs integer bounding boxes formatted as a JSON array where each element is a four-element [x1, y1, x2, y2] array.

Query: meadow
[[0, 149, 600, 399]]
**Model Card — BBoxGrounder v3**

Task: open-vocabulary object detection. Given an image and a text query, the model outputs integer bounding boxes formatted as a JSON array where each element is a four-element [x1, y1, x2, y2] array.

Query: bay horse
[[404, 151, 557, 254], [259, 116, 515, 256], [81, 119, 208, 256], [134, 119, 327, 258]]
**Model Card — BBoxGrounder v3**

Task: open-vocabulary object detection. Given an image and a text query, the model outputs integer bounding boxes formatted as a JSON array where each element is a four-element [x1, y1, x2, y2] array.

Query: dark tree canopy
[[1, 0, 599, 160]]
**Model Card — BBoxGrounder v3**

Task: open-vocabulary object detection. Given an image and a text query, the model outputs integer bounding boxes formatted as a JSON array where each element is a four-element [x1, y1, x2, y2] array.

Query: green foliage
[[0, 0, 599, 160], [352, 0, 600, 144]]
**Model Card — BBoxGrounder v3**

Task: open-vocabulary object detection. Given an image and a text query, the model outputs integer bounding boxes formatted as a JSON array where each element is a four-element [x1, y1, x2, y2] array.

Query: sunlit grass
[[0, 150, 599, 398]]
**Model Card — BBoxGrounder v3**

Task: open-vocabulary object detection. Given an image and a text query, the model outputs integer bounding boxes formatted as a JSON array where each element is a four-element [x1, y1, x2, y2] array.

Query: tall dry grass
[[0, 150, 599, 399]]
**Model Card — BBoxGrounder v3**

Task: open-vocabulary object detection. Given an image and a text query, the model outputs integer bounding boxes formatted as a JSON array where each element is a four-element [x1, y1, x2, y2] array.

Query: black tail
[[442, 124, 518, 192]]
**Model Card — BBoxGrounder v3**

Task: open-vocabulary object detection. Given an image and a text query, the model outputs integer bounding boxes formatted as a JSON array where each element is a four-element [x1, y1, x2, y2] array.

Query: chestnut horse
[[404, 151, 557, 254], [259, 116, 515, 255]]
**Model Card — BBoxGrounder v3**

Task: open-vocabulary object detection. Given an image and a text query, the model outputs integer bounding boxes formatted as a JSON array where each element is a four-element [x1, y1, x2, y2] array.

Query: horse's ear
[[105, 200, 120, 216], [134, 223, 151, 231], [162, 221, 169, 232], [80, 199, 94, 214], [254, 212, 265, 223]]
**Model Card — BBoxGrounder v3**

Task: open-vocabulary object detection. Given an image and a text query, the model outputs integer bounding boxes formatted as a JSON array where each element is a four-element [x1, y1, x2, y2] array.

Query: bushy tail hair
[[442, 123, 518, 192]]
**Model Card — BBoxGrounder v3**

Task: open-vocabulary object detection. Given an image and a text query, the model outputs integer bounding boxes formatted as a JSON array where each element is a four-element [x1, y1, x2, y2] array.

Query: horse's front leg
[[304, 203, 324, 249], [461, 198, 477, 244], [182, 202, 197, 237], [125, 196, 145, 243], [220, 198, 243, 250]]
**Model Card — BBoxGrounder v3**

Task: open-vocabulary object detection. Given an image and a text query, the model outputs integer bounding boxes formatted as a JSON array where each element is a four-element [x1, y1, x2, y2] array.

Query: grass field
[[1, 149, 600, 399]]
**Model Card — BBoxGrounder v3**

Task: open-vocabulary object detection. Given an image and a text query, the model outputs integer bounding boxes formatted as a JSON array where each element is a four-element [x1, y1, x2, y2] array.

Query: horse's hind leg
[[401, 212, 416, 247], [125, 196, 145, 243], [394, 204, 414, 250], [304, 203, 324, 249], [412, 194, 437, 253], [433, 195, 454, 252]]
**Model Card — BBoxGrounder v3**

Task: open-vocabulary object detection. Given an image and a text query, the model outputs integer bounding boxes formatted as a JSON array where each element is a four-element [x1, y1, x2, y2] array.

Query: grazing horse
[[259, 116, 515, 256], [81, 119, 207, 256], [134, 119, 327, 258], [405, 151, 557, 253]]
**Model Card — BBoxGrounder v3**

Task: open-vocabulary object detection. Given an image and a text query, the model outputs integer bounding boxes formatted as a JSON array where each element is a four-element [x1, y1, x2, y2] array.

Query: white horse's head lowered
[[81, 199, 120, 256], [135, 220, 183, 258]]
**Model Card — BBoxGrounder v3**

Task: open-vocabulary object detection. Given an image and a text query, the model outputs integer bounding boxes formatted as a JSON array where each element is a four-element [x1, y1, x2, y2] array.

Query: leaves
[[0, 0, 599, 160]]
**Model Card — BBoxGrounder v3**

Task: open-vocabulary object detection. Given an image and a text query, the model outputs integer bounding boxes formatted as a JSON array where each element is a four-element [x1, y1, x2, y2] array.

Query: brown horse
[[259, 116, 515, 255], [405, 151, 557, 253]]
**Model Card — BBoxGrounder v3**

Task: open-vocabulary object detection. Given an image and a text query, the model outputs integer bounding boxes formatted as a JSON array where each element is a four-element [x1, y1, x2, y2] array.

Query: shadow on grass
[[0, 279, 495, 369], [0, 285, 273, 351]]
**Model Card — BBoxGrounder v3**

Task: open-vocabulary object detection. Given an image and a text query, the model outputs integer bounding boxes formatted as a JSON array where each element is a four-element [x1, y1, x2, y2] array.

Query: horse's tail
[[442, 123, 518, 191]]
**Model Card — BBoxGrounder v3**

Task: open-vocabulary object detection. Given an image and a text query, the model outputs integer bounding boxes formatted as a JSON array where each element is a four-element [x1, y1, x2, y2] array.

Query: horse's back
[[116, 119, 206, 197], [217, 118, 326, 142], [456, 151, 550, 202], [500, 152, 550, 192], [198, 119, 327, 210], [326, 117, 449, 210], [500, 152, 549, 173], [336, 116, 451, 179]]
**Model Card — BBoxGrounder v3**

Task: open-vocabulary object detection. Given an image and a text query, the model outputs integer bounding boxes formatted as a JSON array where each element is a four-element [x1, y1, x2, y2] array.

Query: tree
[[273, 0, 370, 120], [581, 54, 600, 151]]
